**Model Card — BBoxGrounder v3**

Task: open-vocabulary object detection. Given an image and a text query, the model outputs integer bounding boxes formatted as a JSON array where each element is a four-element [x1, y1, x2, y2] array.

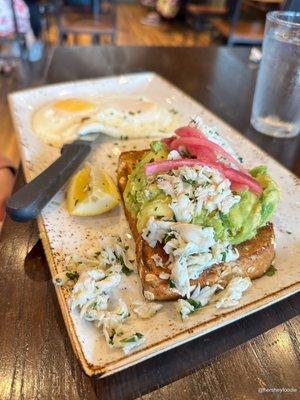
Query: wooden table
[[1, 47, 299, 400]]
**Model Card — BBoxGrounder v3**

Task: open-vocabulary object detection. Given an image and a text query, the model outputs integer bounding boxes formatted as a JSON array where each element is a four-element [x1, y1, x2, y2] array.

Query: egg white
[[32, 96, 179, 147], [80, 97, 179, 140]]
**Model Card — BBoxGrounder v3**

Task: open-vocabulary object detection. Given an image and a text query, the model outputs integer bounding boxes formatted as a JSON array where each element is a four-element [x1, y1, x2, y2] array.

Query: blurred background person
[[24, 0, 42, 39], [0, 0, 43, 64]]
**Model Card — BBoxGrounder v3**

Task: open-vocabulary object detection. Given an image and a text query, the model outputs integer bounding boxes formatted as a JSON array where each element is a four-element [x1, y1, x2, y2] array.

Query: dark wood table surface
[[0, 46, 299, 400]]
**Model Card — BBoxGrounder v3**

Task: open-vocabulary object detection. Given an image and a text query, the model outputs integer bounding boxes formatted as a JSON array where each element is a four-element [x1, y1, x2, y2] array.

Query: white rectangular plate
[[9, 73, 300, 377]]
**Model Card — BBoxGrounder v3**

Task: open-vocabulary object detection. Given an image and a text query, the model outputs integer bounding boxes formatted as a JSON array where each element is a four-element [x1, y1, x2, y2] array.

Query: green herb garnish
[[66, 271, 79, 281], [265, 265, 277, 277], [163, 233, 176, 245], [121, 333, 143, 343], [118, 255, 133, 276], [169, 279, 176, 288], [122, 265, 133, 276], [187, 298, 202, 310], [182, 176, 197, 186], [109, 329, 116, 345]]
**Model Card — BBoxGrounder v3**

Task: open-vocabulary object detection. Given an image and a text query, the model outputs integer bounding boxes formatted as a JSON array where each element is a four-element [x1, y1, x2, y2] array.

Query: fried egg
[[32, 98, 98, 147], [32, 96, 179, 147]]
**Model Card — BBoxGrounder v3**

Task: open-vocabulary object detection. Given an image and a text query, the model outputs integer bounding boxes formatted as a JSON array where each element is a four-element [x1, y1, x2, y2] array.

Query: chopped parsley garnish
[[122, 265, 133, 276], [108, 329, 116, 345], [121, 333, 143, 343], [265, 265, 277, 277], [169, 108, 178, 115], [118, 255, 133, 276], [182, 176, 197, 186], [187, 298, 202, 311], [221, 252, 227, 262], [238, 156, 243, 163], [169, 279, 176, 288], [66, 271, 79, 281], [286, 230, 292, 235], [163, 232, 176, 245]]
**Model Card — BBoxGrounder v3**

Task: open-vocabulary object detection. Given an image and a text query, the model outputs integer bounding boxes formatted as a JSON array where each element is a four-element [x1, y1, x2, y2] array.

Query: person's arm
[[0, 154, 16, 224]]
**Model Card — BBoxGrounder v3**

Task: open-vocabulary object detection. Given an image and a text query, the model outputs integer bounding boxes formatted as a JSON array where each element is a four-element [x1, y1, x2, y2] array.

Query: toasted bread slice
[[118, 150, 275, 301]]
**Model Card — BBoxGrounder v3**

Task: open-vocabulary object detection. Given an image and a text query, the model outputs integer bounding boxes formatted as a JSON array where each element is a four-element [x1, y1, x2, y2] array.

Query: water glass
[[251, 12, 300, 138]]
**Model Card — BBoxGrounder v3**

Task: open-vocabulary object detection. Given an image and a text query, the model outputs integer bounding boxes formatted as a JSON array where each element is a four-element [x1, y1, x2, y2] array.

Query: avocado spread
[[124, 141, 280, 245]]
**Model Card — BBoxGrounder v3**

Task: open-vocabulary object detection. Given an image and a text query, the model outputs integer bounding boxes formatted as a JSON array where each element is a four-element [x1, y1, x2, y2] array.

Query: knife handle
[[6, 141, 91, 222]]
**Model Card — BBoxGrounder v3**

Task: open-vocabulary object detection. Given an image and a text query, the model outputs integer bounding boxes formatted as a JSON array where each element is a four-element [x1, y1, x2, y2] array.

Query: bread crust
[[118, 150, 275, 301]]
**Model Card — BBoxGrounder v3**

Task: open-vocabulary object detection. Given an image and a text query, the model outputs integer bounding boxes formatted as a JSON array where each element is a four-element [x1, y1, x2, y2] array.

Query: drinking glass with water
[[251, 12, 300, 138]]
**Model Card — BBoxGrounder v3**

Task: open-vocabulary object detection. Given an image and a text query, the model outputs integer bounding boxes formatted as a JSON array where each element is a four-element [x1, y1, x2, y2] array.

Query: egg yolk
[[53, 98, 96, 113]]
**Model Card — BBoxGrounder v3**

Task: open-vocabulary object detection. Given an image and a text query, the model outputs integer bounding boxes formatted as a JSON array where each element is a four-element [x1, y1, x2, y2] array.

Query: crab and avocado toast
[[118, 120, 280, 301]]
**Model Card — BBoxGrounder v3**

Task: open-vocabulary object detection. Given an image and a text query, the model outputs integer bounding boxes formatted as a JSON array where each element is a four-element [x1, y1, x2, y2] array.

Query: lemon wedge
[[67, 164, 121, 216]]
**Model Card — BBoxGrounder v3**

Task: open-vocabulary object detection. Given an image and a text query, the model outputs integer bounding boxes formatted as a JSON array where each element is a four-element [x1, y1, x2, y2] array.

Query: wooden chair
[[57, 0, 116, 46], [212, 0, 283, 45], [185, 1, 228, 30]]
